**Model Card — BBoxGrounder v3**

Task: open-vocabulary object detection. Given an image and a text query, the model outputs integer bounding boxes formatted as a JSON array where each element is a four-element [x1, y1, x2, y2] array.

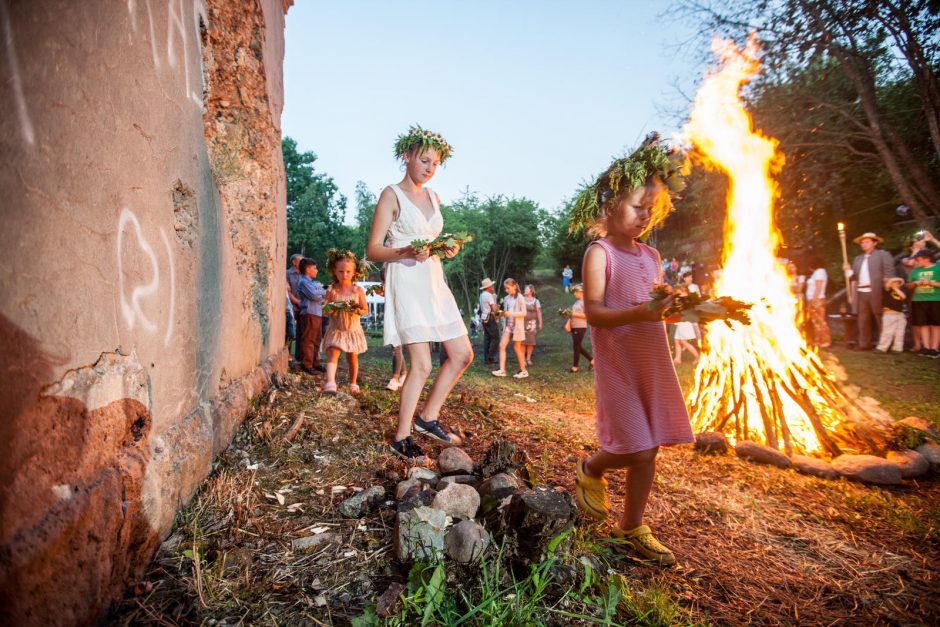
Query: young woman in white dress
[[366, 126, 473, 459]]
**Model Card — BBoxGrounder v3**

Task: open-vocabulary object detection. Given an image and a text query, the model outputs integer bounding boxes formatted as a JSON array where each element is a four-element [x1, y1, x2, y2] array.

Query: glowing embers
[[684, 36, 887, 457]]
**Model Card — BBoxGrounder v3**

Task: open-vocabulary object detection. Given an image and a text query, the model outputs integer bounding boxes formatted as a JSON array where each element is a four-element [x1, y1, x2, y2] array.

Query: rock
[[444, 520, 490, 563], [394, 506, 446, 561], [478, 439, 533, 483], [431, 483, 480, 520], [292, 532, 341, 551], [397, 488, 437, 514], [436, 474, 478, 489], [694, 431, 729, 455], [477, 473, 521, 499], [408, 467, 440, 483], [832, 454, 903, 485], [338, 485, 385, 518], [791, 455, 838, 479], [395, 478, 422, 501], [437, 447, 474, 475], [501, 487, 577, 563], [734, 441, 792, 469], [896, 416, 940, 440], [916, 440, 940, 465], [375, 582, 406, 617], [887, 450, 929, 479]]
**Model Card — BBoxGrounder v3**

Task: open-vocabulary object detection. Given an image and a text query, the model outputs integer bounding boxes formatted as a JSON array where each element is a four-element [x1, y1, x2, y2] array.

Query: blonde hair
[[588, 178, 672, 239], [503, 278, 518, 290]]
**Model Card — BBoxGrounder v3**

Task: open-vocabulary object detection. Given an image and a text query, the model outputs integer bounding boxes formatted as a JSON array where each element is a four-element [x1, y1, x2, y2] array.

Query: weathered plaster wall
[[0, 1, 292, 623]]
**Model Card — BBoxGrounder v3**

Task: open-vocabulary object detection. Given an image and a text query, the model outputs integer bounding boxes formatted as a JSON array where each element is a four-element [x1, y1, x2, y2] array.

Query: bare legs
[[524, 343, 534, 365], [395, 335, 473, 442], [673, 339, 700, 365], [497, 330, 510, 372], [513, 340, 527, 373], [324, 348, 359, 385], [325, 347, 341, 386], [583, 447, 658, 530]]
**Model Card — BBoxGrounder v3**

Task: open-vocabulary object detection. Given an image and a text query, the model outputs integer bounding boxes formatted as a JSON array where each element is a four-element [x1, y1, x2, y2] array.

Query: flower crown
[[393, 125, 454, 163], [569, 133, 687, 238], [325, 248, 370, 282]]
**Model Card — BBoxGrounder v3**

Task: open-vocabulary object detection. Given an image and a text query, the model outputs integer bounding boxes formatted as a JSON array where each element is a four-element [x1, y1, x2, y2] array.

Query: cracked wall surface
[[0, 1, 292, 623]]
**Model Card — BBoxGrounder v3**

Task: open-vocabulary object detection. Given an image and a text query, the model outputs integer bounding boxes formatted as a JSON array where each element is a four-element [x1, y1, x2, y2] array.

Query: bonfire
[[684, 36, 891, 458]]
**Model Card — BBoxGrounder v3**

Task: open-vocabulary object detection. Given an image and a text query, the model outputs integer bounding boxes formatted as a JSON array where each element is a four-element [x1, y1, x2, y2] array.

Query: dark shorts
[[911, 300, 940, 326]]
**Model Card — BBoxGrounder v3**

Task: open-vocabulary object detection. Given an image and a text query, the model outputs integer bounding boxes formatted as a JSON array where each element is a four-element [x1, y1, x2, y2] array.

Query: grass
[[109, 276, 940, 626]]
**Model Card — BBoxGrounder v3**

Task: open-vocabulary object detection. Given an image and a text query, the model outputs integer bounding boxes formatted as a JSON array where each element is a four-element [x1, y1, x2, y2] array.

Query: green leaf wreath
[[325, 248, 371, 282], [393, 125, 454, 163], [569, 132, 687, 238]]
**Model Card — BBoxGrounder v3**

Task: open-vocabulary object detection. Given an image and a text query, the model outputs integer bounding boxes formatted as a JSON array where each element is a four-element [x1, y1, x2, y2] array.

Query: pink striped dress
[[589, 238, 693, 455]]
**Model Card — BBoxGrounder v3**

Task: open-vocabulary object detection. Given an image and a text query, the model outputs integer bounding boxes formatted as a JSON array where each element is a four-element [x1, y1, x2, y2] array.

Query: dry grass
[[109, 337, 939, 625]]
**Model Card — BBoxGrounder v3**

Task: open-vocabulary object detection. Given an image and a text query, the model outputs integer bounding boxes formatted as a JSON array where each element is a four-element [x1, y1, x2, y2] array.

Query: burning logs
[[683, 36, 892, 457]]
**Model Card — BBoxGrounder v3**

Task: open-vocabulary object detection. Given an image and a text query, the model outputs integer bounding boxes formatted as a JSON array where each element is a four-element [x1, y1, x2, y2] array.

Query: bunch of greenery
[[410, 232, 474, 258], [569, 133, 687, 238], [393, 125, 454, 163], [558, 308, 573, 318], [364, 284, 384, 297], [648, 284, 753, 326], [322, 300, 360, 316]]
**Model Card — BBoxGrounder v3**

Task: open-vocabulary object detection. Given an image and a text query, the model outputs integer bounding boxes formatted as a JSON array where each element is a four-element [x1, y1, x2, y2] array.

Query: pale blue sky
[[282, 0, 703, 218]]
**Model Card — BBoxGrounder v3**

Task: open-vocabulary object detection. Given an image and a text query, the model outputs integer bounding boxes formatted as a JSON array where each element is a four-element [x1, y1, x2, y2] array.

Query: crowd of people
[[783, 230, 940, 357]]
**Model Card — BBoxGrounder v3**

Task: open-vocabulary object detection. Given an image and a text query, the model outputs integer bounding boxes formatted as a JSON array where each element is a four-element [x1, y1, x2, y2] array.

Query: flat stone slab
[[436, 474, 478, 489], [395, 506, 446, 561], [338, 485, 385, 518], [694, 431, 729, 455], [916, 441, 940, 465], [832, 454, 903, 485], [896, 416, 940, 441], [735, 441, 791, 469], [408, 467, 440, 483], [791, 455, 838, 479], [887, 450, 929, 479]]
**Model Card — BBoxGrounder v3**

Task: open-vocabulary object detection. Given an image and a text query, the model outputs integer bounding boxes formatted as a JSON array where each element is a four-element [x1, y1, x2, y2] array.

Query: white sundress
[[383, 184, 467, 346]]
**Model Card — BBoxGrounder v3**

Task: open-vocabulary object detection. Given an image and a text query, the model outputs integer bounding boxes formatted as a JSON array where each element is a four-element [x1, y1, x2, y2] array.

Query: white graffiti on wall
[[1, 1, 35, 146], [117, 208, 177, 346], [127, 0, 206, 106]]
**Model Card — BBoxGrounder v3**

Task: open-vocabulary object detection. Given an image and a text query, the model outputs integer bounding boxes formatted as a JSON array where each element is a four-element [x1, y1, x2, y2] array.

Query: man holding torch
[[842, 231, 896, 350]]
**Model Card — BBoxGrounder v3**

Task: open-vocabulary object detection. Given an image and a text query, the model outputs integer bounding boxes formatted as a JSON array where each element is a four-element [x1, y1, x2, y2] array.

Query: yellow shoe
[[613, 525, 676, 566], [574, 459, 609, 521]]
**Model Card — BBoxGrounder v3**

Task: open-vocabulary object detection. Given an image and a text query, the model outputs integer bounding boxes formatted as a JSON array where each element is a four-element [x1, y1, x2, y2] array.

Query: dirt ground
[[108, 349, 940, 625]]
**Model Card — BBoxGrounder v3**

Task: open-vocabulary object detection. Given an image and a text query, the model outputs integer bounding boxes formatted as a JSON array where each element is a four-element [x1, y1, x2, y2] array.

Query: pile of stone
[[694, 416, 940, 486], [336, 439, 577, 566]]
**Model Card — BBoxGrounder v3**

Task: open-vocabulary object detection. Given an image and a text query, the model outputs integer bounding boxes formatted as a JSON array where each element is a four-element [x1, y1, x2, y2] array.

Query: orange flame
[[684, 36, 887, 457]]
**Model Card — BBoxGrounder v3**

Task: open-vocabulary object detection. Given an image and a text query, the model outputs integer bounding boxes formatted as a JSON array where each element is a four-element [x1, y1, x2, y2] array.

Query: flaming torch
[[684, 36, 890, 457], [837, 222, 852, 305]]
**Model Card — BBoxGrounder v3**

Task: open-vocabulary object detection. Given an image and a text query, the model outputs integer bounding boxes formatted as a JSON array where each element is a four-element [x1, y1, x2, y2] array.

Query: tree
[[678, 0, 940, 228], [351, 181, 376, 261], [283, 137, 353, 271], [439, 193, 544, 314]]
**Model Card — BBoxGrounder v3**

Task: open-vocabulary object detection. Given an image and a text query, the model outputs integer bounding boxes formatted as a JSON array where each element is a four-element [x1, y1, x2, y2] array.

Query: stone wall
[[0, 1, 292, 623]]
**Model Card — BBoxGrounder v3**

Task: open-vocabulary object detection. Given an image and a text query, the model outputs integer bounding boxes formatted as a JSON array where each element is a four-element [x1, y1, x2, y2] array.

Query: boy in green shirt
[[907, 249, 940, 357]]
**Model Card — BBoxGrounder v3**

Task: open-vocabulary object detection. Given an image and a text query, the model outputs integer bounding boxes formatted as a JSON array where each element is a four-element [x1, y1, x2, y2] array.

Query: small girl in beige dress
[[322, 250, 369, 394]]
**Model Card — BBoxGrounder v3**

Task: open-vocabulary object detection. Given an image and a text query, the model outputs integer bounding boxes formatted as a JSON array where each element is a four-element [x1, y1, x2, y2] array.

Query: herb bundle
[[322, 300, 360, 316], [410, 232, 474, 259], [648, 285, 753, 326]]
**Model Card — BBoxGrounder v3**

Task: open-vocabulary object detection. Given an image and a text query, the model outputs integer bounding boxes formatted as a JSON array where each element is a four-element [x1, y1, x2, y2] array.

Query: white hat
[[479, 277, 496, 290], [853, 232, 884, 244]]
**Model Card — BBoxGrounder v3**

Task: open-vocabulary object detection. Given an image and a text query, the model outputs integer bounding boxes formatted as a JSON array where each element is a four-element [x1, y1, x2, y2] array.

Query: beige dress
[[323, 288, 368, 354]]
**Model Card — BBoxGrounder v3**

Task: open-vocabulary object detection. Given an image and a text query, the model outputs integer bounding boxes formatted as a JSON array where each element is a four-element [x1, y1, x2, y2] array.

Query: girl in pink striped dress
[[571, 137, 692, 566]]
